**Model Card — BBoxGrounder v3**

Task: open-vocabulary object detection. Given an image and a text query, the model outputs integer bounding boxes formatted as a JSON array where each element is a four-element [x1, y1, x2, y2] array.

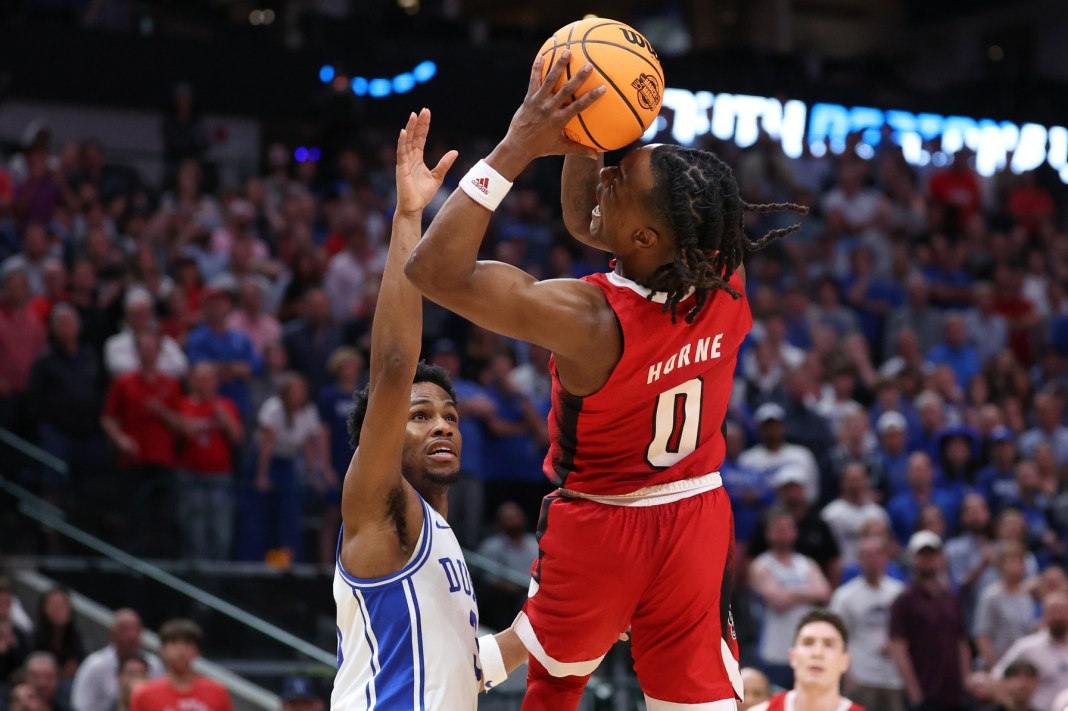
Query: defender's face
[[401, 382, 462, 488], [789, 621, 850, 690], [589, 146, 659, 254]]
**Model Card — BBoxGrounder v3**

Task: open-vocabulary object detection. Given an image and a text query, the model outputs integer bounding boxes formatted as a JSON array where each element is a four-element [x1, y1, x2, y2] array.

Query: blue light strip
[[318, 60, 439, 99]]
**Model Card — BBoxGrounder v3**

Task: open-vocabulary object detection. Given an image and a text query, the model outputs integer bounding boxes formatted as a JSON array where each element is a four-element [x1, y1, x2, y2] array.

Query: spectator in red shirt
[[928, 150, 982, 235], [0, 269, 47, 434], [101, 331, 184, 556], [27, 259, 68, 326], [177, 362, 243, 560], [1006, 171, 1055, 234], [991, 264, 1042, 366], [129, 620, 232, 711]]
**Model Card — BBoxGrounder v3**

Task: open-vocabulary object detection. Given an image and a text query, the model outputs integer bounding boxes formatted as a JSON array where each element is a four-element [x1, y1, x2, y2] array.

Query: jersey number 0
[[645, 377, 704, 468]]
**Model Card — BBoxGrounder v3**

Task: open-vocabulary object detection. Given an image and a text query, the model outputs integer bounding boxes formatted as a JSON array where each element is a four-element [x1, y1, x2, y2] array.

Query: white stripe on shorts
[[559, 472, 722, 507], [513, 611, 606, 677], [644, 696, 738, 710]]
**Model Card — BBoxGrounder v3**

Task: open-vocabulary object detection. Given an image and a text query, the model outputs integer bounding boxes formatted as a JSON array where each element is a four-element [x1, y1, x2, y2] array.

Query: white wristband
[[459, 159, 513, 212], [477, 633, 508, 691]]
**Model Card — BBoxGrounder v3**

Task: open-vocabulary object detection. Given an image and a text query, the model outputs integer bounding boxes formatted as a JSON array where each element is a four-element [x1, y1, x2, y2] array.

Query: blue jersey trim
[[335, 625, 344, 671], [406, 579, 426, 711], [336, 499, 434, 589], [353, 592, 378, 708]]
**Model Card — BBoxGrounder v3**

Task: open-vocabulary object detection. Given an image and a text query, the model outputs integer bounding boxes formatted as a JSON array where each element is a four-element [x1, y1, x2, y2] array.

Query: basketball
[[537, 18, 664, 151]]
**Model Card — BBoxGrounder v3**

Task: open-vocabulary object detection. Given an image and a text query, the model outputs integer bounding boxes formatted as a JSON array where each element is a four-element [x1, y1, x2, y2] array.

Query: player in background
[[405, 51, 806, 711], [749, 610, 866, 711], [331, 110, 525, 711]]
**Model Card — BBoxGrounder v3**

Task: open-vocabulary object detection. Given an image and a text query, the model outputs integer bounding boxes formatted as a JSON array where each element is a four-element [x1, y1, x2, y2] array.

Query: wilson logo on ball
[[619, 28, 658, 58], [632, 74, 661, 111]]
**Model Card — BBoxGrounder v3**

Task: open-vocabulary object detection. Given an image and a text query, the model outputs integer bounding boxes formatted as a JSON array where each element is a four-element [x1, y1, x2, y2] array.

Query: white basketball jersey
[[331, 498, 480, 711]]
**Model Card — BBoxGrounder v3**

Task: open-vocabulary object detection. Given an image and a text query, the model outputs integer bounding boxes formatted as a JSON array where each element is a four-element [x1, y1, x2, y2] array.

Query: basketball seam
[[537, 24, 664, 86], [561, 22, 607, 151], [547, 30, 559, 74], [552, 40, 664, 85], [580, 41, 647, 139]]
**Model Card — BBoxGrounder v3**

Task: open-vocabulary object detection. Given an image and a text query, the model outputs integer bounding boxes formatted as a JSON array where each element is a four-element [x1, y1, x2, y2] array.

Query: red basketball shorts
[[514, 481, 742, 707]]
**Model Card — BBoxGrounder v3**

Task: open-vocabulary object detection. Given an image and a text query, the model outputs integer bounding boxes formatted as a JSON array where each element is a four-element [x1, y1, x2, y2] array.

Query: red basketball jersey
[[543, 269, 752, 496], [766, 691, 865, 711]]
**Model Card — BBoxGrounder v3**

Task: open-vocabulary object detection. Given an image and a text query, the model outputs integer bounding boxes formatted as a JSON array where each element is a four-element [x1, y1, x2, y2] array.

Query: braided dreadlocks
[[641, 144, 808, 324]]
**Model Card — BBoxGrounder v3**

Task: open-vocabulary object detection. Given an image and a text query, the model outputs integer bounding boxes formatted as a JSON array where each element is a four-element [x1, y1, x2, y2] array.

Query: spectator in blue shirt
[[1051, 312, 1068, 358], [886, 451, 959, 544], [186, 286, 260, 419], [841, 246, 905, 356], [430, 338, 496, 547], [926, 315, 981, 390], [978, 427, 1020, 510], [875, 411, 912, 499], [922, 234, 975, 309], [1003, 460, 1059, 566], [868, 377, 921, 442], [720, 421, 775, 552], [477, 352, 552, 526]]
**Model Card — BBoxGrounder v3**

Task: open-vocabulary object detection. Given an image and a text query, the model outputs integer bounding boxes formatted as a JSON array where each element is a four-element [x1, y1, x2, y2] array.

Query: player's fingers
[[556, 63, 594, 106], [430, 149, 459, 180], [563, 85, 606, 119], [538, 50, 571, 99], [411, 107, 431, 154], [527, 55, 545, 97], [399, 112, 417, 159], [558, 136, 598, 159]]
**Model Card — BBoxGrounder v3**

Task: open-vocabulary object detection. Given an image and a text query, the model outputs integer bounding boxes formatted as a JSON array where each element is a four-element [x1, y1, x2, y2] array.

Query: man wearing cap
[[889, 531, 970, 711], [280, 677, 322, 711], [876, 411, 911, 498], [749, 464, 841, 581], [740, 402, 821, 504]]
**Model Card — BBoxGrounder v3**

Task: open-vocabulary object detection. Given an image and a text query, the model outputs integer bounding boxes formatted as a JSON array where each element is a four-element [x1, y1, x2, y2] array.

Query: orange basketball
[[537, 18, 664, 151]]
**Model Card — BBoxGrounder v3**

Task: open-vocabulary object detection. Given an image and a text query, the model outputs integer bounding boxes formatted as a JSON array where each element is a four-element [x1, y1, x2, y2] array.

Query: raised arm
[[405, 52, 617, 367], [341, 110, 457, 530], [560, 154, 604, 248]]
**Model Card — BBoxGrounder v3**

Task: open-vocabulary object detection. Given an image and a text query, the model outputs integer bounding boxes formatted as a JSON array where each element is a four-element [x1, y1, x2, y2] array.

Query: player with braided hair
[[406, 51, 805, 711], [639, 145, 806, 322]]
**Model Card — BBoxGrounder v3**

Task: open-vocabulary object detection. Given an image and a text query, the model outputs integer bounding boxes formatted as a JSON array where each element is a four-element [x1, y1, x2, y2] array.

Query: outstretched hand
[[502, 51, 606, 162], [396, 108, 458, 215]]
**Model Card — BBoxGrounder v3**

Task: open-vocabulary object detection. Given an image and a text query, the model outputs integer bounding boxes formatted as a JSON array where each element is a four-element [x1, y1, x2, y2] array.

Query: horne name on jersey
[[647, 334, 724, 385]]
